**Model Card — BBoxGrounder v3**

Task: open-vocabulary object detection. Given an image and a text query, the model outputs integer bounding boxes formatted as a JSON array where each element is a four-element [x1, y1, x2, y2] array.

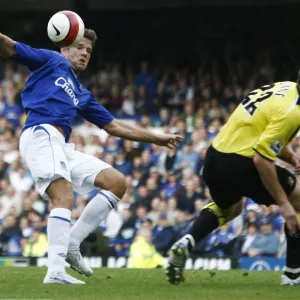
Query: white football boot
[[43, 271, 85, 284], [165, 239, 190, 285], [66, 248, 93, 277], [281, 275, 300, 286]]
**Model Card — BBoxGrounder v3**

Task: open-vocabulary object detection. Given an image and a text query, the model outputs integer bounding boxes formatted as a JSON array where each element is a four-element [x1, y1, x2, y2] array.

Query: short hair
[[84, 28, 97, 47]]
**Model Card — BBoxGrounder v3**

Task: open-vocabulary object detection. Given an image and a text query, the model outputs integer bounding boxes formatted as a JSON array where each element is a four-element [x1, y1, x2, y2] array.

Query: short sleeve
[[15, 42, 54, 72], [253, 114, 299, 161], [79, 96, 114, 128]]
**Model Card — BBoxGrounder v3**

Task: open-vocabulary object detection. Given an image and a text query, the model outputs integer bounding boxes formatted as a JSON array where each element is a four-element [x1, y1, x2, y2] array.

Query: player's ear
[[60, 48, 69, 57], [60, 47, 69, 56]]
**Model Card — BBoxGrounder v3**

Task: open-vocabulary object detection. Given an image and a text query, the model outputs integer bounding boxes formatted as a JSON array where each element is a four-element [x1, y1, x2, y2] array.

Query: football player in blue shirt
[[0, 29, 183, 284]]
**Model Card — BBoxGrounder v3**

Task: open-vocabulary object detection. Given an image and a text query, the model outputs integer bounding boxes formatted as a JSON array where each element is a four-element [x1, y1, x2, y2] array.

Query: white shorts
[[19, 124, 111, 199]]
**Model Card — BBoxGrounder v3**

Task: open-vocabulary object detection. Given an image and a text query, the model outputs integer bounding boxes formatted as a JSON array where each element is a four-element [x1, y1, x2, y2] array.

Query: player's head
[[61, 28, 97, 73]]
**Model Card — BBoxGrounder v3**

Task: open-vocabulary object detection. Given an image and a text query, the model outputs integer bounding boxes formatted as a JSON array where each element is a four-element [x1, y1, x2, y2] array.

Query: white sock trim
[[184, 234, 195, 247], [285, 266, 300, 273], [50, 208, 71, 222], [98, 190, 120, 209]]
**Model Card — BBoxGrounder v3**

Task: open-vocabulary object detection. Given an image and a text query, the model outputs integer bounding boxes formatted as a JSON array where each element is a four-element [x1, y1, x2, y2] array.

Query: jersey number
[[242, 84, 275, 116]]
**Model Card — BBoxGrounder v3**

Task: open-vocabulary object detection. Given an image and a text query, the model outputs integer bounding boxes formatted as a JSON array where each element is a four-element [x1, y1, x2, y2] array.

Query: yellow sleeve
[[253, 115, 298, 161]]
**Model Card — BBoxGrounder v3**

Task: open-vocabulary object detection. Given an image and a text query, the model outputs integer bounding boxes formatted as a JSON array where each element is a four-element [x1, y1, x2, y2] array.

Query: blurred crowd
[[0, 45, 298, 264]]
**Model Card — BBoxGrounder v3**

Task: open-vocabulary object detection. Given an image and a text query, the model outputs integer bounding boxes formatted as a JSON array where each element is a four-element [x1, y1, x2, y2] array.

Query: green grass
[[0, 267, 300, 300]]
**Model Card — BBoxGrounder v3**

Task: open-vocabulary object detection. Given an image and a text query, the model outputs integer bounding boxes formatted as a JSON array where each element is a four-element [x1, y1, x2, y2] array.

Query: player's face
[[62, 37, 93, 73]]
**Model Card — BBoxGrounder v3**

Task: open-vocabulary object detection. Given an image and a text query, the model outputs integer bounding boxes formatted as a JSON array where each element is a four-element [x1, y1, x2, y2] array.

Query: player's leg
[[43, 178, 84, 284], [46, 179, 73, 273], [166, 146, 246, 284], [187, 198, 244, 250], [166, 198, 243, 285], [69, 168, 126, 250], [243, 164, 300, 286], [65, 149, 126, 276], [19, 125, 84, 284], [281, 177, 300, 285]]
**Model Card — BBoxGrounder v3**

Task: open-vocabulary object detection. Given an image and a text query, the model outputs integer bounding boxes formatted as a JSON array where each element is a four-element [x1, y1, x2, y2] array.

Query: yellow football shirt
[[213, 81, 300, 161]]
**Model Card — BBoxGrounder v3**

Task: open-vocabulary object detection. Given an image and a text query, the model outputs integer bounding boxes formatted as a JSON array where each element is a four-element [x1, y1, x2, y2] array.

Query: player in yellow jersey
[[166, 80, 300, 286]]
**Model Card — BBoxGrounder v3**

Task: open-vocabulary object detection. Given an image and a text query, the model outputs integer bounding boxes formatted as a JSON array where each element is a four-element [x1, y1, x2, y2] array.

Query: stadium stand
[[0, 7, 299, 261]]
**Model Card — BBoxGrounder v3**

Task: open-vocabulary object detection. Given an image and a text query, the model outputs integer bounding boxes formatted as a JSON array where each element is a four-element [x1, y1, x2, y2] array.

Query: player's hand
[[279, 201, 300, 233], [155, 134, 184, 149], [292, 155, 300, 175]]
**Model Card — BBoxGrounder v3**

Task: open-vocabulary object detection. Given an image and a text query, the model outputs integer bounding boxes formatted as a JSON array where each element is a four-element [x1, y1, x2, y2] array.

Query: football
[[47, 10, 85, 48]]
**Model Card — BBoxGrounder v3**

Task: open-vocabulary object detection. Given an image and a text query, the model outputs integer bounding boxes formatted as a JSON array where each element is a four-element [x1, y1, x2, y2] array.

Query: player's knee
[[46, 178, 74, 210], [95, 169, 127, 199], [109, 172, 127, 199], [51, 195, 74, 210]]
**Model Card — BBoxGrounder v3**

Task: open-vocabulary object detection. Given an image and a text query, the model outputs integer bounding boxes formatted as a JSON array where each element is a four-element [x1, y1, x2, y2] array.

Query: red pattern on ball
[[60, 10, 79, 46]]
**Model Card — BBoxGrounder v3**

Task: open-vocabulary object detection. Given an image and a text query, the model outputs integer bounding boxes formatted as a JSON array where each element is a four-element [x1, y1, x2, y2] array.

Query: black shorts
[[202, 146, 296, 209]]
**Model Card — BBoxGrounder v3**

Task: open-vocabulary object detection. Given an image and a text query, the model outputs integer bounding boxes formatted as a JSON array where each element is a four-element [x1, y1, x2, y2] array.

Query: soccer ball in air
[[47, 10, 85, 48]]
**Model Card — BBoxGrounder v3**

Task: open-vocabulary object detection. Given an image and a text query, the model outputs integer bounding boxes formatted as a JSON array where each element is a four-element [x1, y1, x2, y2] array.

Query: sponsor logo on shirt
[[270, 140, 283, 155], [79, 84, 85, 92], [67, 78, 75, 90], [55, 77, 79, 106]]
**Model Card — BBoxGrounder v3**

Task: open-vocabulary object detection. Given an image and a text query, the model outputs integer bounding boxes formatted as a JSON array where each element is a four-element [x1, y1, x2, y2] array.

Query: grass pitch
[[0, 267, 300, 300]]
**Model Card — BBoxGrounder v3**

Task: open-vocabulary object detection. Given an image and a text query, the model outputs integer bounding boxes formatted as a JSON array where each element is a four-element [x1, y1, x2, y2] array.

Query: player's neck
[[65, 58, 80, 76], [71, 67, 80, 77]]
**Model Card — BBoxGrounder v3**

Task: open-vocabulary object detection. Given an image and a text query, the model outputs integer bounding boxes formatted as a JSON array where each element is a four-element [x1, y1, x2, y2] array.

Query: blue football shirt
[[15, 42, 114, 141]]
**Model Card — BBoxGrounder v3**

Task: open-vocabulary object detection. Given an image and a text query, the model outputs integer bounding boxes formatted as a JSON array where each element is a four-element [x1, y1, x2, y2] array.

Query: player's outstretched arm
[[104, 119, 183, 149], [0, 33, 16, 58]]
